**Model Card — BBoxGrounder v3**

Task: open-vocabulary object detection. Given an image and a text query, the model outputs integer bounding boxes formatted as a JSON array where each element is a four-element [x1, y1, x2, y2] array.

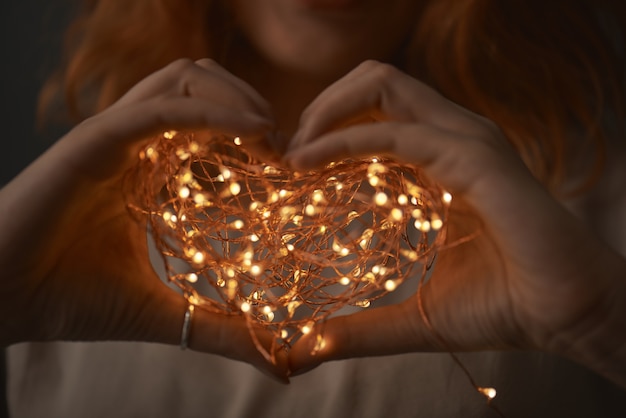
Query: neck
[[224, 38, 344, 139]]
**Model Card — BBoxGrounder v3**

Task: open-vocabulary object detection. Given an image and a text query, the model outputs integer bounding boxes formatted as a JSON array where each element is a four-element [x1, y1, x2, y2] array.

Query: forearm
[[555, 249, 626, 388]]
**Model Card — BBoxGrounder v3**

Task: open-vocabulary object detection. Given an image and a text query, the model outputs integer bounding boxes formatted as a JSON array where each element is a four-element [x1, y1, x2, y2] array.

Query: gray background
[[2, 2, 76, 416]]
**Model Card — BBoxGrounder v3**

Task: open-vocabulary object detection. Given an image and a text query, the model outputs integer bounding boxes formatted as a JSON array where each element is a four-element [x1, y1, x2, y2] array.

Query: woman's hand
[[0, 58, 289, 381], [284, 61, 626, 386]]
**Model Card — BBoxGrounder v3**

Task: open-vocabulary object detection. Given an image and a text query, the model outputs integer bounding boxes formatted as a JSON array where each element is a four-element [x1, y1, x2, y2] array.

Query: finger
[[194, 58, 274, 119], [286, 122, 471, 191], [290, 60, 459, 150], [284, 121, 538, 239], [59, 97, 274, 179], [114, 59, 273, 120], [139, 287, 289, 383], [288, 298, 437, 376]]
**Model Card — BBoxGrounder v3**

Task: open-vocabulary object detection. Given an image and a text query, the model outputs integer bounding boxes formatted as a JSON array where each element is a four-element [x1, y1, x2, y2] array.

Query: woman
[[3, 0, 625, 416]]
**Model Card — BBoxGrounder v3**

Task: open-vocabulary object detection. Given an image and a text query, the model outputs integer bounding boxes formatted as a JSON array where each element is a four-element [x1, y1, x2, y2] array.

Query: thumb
[[138, 287, 290, 383], [288, 299, 438, 376]]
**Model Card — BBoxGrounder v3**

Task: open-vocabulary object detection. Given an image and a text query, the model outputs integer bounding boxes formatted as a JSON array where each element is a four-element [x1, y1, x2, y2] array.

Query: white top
[[8, 143, 626, 418]]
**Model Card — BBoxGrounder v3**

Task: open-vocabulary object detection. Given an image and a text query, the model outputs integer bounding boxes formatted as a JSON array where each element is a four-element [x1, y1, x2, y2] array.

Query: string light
[[127, 131, 450, 363]]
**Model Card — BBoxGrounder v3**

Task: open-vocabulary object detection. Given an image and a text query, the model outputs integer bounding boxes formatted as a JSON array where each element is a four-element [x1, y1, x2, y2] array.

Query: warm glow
[[130, 131, 449, 361]]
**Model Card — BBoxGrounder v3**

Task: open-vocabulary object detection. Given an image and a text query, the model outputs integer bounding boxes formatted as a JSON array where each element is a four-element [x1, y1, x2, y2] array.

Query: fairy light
[[478, 387, 497, 400], [128, 131, 449, 364]]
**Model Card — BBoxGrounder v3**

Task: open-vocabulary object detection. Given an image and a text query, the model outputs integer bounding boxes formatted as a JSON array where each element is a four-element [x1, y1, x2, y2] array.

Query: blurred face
[[230, 0, 422, 79]]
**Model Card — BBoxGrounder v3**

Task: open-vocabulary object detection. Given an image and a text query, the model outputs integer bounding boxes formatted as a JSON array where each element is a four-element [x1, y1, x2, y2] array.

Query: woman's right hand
[[0, 59, 289, 381]]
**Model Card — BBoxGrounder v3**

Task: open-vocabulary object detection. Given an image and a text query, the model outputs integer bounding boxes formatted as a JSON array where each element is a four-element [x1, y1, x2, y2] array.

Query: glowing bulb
[[478, 387, 497, 400], [374, 192, 389, 206], [367, 162, 387, 175], [229, 182, 241, 196], [313, 334, 326, 352], [186, 273, 198, 283], [233, 136, 242, 145], [231, 219, 245, 229], [339, 276, 351, 285], [390, 208, 403, 222], [194, 193, 207, 205], [180, 170, 193, 184], [163, 130, 177, 139], [397, 194, 408, 205], [301, 322, 314, 335], [384, 279, 397, 291], [178, 186, 190, 199], [355, 300, 371, 308], [192, 251, 205, 264], [312, 189, 325, 203], [443, 191, 453, 204], [240, 301, 251, 313], [250, 265, 262, 276]]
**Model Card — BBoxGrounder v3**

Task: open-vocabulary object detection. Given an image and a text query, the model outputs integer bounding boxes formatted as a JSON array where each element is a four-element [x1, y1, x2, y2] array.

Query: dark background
[[1, 2, 76, 183], [2, 2, 76, 416]]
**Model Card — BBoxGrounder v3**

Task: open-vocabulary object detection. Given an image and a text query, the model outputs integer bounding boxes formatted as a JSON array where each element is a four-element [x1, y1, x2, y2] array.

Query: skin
[[1, 0, 625, 388]]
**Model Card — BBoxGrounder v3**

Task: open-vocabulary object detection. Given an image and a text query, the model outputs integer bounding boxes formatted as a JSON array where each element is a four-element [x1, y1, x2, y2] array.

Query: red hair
[[409, 0, 625, 192], [41, 0, 625, 192]]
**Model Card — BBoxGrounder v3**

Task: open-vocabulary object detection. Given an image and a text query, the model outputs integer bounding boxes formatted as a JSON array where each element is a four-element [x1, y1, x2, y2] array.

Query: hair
[[40, 0, 625, 194]]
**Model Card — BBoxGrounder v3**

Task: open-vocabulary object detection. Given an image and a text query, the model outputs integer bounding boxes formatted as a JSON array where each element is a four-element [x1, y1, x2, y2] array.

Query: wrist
[[550, 251, 626, 388]]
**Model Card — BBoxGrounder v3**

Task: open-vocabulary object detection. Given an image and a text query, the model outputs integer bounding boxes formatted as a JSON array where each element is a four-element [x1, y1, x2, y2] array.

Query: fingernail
[[288, 362, 320, 377]]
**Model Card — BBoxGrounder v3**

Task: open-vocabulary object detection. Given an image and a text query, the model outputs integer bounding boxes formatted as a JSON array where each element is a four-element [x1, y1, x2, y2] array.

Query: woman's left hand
[[283, 61, 626, 386]]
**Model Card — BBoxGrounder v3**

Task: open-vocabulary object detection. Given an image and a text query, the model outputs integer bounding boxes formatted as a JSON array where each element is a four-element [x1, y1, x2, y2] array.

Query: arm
[[284, 60, 626, 388], [0, 58, 288, 381]]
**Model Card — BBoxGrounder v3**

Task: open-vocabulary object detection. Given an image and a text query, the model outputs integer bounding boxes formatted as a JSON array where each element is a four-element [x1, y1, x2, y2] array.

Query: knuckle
[[362, 60, 399, 81], [165, 58, 195, 73], [195, 57, 219, 68]]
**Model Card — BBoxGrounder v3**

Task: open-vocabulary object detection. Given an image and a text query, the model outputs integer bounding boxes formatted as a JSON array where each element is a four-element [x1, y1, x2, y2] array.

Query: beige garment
[[8, 145, 626, 418]]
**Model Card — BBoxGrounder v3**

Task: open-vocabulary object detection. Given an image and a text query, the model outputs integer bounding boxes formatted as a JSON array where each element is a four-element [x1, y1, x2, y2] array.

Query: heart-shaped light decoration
[[128, 131, 450, 362]]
